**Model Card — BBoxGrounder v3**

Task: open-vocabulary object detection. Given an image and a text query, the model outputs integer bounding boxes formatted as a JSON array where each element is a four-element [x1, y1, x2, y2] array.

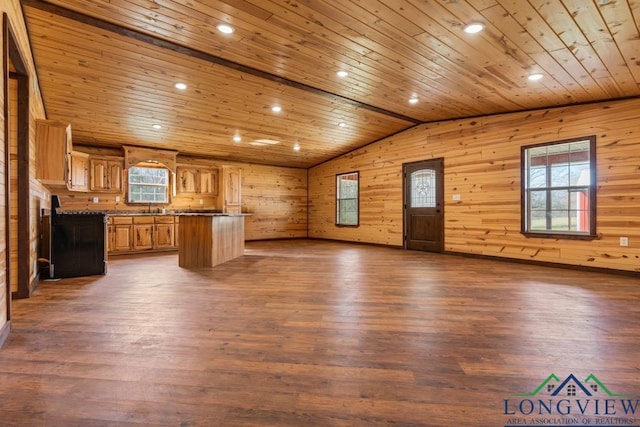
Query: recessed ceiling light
[[175, 82, 187, 90], [528, 73, 544, 81], [250, 139, 280, 146], [217, 24, 234, 34], [293, 143, 301, 151], [233, 134, 241, 142], [409, 95, 419, 104], [338, 122, 347, 128], [337, 70, 349, 78], [464, 22, 485, 34], [271, 105, 282, 113], [152, 124, 162, 130]]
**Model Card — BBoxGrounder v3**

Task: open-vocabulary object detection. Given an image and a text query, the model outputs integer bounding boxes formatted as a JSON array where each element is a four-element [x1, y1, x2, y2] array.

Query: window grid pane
[[523, 137, 594, 236], [410, 170, 436, 208], [128, 167, 169, 203], [336, 172, 359, 226]]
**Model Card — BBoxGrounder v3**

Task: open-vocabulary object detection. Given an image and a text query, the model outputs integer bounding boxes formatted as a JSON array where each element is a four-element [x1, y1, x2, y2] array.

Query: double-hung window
[[521, 136, 596, 238], [128, 165, 169, 204], [336, 171, 359, 226]]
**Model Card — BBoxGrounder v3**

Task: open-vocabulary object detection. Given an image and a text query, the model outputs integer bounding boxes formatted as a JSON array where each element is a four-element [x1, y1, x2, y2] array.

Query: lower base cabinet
[[107, 215, 177, 254]]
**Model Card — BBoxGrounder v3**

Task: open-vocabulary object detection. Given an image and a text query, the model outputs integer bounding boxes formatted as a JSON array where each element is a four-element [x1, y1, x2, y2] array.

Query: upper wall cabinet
[[90, 157, 124, 193], [36, 119, 72, 187], [216, 165, 242, 213], [68, 151, 90, 192], [176, 166, 218, 196]]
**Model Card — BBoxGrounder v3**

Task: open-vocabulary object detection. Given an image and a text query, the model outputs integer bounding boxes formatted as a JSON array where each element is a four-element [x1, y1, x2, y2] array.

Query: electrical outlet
[[199, 199, 204, 205], [115, 196, 120, 203], [452, 194, 461, 201], [620, 237, 629, 247], [92, 197, 99, 203]]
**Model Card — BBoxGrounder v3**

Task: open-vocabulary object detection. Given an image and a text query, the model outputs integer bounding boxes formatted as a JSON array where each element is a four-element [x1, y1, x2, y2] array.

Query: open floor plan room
[[1, 240, 639, 426]]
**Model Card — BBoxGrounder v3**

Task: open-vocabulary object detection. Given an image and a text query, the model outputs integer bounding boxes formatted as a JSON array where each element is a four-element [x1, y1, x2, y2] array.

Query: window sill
[[521, 231, 598, 241]]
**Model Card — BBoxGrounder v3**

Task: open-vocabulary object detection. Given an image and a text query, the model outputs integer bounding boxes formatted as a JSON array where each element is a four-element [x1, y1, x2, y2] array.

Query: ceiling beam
[[22, 0, 424, 125]]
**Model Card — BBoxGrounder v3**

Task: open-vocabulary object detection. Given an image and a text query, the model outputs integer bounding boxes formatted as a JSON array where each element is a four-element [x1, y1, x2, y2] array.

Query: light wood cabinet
[[176, 166, 218, 195], [198, 169, 218, 195], [68, 151, 90, 192], [154, 216, 175, 249], [107, 215, 177, 254], [90, 157, 124, 192], [108, 217, 134, 253], [216, 165, 242, 213], [35, 119, 72, 187], [132, 216, 154, 251]]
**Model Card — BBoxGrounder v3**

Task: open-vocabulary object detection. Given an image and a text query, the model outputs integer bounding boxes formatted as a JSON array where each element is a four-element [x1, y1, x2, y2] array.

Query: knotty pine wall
[[56, 148, 308, 241], [0, 62, 5, 334], [309, 98, 640, 273], [1, 0, 48, 340]]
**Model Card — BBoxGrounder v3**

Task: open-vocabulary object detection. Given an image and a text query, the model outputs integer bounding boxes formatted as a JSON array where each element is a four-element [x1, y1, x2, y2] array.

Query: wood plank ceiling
[[22, 0, 640, 168]]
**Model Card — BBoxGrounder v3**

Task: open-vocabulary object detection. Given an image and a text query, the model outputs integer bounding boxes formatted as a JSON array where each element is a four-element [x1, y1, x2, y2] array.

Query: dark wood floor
[[1, 239, 639, 426]]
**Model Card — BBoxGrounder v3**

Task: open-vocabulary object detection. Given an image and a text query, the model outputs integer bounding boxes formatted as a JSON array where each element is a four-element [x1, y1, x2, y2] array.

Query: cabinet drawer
[[154, 216, 175, 224], [112, 216, 133, 225], [133, 216, 155, 224]]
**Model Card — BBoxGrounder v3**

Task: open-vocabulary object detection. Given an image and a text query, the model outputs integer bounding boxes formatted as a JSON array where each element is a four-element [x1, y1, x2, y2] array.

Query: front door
[[403, 158, 444, 252]]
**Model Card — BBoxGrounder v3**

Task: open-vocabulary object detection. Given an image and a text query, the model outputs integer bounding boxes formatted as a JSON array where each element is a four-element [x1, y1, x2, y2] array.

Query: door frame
[[402, 158, 445, 252], [4, 14, 31, 304]]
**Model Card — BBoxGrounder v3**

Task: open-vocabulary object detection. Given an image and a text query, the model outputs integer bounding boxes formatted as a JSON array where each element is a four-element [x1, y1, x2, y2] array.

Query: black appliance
[[49, 195, 107, 279]]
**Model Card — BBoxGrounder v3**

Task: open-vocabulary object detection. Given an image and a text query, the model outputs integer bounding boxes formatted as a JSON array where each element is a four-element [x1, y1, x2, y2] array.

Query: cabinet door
[[90, 158, 123, 192], [107, 160, 123, 192], [199, 168, 218, 195], [154, 223, 174, 249], [68, 152, 89, 192], [176, 167, 198, 194], [133, 224, 154, 250], [112, 224, 133, 252], [90, 159, 109, 191], [223, 167, 242, 213], [36, 120, 71, 186]]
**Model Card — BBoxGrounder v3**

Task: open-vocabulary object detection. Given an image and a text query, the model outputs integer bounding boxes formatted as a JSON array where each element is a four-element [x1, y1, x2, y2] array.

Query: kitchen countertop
[[175, 212, 252, 216], [56, 209, 241, 216]]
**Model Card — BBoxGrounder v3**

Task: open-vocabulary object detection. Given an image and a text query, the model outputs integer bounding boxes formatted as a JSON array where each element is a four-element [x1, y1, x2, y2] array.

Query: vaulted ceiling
[[21, 0, 640, 168]]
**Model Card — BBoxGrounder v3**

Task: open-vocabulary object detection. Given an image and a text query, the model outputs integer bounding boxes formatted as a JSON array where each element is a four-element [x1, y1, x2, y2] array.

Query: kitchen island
[[177, 213, 249, 268]]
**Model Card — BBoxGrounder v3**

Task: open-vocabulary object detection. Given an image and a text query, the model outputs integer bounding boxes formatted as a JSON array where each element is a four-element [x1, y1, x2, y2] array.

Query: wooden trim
[[335, 171, 359, 227], [21, 0, 423, 126], [0, 319, 10, 348], [520, 135, 597, 238], [5, 15, 32, 300], [16, 72, 30, 299], [3, 13, 11, 321], [444, 249, 640, 279]]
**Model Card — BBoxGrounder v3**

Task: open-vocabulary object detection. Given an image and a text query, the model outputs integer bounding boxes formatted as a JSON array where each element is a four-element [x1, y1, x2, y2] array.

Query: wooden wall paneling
[[309, 97, 640, 273], [241, 163, 308, 241], [1, 13, 7, 333]]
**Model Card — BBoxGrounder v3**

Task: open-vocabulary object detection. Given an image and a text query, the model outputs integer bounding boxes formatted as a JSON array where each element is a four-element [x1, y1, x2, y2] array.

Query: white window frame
[[127, 165, 170, 204]]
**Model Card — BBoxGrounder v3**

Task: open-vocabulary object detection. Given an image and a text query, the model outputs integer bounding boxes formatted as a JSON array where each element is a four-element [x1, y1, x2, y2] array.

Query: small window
[[522, 136, 596, 238], [336, 171, 359, 226], [128, 166, 169, 203]]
